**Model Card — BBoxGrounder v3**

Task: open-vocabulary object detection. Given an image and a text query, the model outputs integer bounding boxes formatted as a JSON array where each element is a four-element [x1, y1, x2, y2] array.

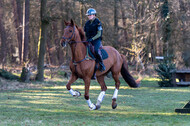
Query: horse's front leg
[[66, 73, 81, 97], [83, 77, 96, 110]]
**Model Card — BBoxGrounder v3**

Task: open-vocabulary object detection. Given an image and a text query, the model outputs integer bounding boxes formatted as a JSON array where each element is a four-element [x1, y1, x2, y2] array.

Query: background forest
[[0, 0, 190, 77]]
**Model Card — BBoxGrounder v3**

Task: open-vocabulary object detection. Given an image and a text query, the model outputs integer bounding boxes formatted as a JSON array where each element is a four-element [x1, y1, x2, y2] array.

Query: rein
[[68, 40, 88, 44], [72, 43, 93, 65]]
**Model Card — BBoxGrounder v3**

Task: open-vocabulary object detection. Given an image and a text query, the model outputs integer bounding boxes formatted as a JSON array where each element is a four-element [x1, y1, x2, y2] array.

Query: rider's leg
[[97, 50, 106, 71], [93, 40, 106, 71], [91, 64, 98, 80]]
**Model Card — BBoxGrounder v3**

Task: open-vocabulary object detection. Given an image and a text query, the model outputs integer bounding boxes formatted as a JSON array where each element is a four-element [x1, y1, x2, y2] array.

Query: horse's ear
[[71, 19, 74, 26], [64, 20, 69, 26]]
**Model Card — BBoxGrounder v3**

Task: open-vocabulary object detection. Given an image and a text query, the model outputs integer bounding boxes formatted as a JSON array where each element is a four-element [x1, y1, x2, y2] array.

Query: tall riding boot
[[91, 64, 98, 80], [97, 51, 106, 72]]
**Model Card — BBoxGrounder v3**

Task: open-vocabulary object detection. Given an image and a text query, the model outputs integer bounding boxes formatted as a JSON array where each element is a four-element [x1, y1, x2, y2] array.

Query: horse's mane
[[66, 20, 86, 41], [76, 25, 85, 41]]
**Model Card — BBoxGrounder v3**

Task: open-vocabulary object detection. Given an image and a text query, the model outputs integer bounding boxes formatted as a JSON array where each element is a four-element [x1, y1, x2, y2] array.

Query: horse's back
[[102, 46, 123, 66], [103, 46, 121, 59]]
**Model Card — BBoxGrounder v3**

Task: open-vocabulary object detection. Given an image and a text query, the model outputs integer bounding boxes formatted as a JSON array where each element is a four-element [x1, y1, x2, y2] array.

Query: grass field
[[0, 77, 190, 126]]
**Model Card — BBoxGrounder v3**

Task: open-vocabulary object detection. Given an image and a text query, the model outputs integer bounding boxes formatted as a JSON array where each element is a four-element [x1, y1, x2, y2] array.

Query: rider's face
[[88, 15, 95, 20]]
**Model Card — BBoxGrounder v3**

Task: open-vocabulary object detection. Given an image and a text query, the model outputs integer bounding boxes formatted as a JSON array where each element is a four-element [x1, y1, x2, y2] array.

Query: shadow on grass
[[0, 77, 190, 125]]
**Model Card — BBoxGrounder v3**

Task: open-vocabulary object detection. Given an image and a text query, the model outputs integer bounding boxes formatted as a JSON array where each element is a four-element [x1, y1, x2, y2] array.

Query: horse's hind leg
[[111, 72, 120, 109], [96, 75, 107, 109]]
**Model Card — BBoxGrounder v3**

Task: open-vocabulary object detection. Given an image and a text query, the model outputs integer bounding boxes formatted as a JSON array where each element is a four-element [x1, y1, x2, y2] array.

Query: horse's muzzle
[[60, 39, 68, 48]]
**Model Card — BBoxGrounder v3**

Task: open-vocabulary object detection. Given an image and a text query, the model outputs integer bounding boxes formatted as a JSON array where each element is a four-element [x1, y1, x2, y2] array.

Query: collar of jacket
[[89, 17, 96, 24]]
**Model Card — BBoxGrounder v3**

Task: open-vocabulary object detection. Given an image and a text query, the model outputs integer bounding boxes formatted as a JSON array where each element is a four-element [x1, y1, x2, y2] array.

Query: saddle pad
[[87, 46, 108, 60], [101, 49, 109, 60]]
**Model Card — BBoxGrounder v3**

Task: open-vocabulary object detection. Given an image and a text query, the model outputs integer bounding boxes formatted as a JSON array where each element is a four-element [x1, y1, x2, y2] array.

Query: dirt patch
[[0, 77, 41, 91]]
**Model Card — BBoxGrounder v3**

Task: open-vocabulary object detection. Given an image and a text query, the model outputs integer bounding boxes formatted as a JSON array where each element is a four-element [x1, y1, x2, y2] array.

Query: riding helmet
[[86, 8, 96, 16]]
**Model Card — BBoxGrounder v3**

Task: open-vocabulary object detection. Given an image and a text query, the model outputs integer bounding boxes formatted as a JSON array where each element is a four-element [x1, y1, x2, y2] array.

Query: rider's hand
[[87, 38, 93, 43]]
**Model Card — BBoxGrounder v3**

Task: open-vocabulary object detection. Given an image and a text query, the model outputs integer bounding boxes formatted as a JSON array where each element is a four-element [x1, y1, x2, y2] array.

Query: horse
[[61, 19, 140, 110]]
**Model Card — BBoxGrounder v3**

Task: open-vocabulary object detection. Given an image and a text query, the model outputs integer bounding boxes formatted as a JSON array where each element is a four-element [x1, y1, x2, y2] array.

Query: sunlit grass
[[157, 88, 190, 93], [0, 77, 190, 126], [142, 77, 160, 81], [42, 85, 132, 90]]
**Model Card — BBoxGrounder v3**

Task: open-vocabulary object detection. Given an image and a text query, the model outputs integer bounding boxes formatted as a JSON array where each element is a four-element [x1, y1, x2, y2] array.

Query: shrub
[[0, 69, 19, 80], [155, 56, 176, 87]]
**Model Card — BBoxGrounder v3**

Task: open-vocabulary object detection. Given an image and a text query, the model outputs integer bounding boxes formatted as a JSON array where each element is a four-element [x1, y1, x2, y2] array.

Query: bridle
[[62, 26, 76, 44], [62, 25, 88, 45], [61, 25, 92, 66]]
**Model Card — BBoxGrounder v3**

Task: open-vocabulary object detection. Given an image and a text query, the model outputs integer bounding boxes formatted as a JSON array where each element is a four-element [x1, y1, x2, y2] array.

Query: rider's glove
[[87, 38, 93, 43]]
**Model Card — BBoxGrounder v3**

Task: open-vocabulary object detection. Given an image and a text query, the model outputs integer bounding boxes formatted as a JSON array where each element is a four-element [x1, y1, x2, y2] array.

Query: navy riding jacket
[[84, 18, 102, 40]]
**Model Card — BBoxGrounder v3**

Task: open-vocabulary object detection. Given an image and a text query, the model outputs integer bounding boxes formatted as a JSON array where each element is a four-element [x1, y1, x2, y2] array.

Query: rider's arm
[[92, 25, 102, 41], [92, 30, 102, 40]]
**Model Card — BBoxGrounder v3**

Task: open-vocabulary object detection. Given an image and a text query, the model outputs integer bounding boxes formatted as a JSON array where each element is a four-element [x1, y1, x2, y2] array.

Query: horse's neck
[[71, 36, 86, 62]]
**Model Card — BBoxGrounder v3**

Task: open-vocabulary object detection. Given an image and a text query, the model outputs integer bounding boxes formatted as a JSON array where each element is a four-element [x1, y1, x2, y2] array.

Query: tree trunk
[[0, 0, 7, 68], [12, 0, 23, 64], [119, 0, 128, 45], [161, 0, 171, 56], [79, 1, 85, 27], [46, 24, 58, 65], [113, 0, 119, 48], [46, 33, 54, 65], [23, 0, 30, 63], [52, 22, 63, 65], [155, 20, 162, 56], [36, 0, 49, 81]]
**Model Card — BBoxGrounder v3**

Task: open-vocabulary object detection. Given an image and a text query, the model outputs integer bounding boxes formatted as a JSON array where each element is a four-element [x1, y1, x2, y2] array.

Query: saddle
[[87, 43, 108, 60], [86, 43, 108, 79]]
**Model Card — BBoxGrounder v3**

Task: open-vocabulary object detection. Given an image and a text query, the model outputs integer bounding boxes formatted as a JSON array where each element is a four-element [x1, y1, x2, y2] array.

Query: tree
[[36, 0, 49, 81], [12, 0, 23, 64], [0, 0, 189, 70], [161, 0, 171, 56], [113, 0, 119, 48], [119, 0, 128, 45], [0, 0, 7, 69], [22, 0, 30, 63]]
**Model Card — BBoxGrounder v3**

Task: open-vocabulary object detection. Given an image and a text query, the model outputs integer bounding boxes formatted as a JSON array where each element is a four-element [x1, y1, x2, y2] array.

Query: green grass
[[0, 77, 190, 126]]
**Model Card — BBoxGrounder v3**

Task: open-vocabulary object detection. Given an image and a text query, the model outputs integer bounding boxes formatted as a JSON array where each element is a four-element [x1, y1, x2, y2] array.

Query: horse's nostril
[[60, 41, 65, 47]]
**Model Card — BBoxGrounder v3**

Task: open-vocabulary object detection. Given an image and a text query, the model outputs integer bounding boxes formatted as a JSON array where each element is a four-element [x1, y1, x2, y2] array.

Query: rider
[[84, 8, 106, 73]]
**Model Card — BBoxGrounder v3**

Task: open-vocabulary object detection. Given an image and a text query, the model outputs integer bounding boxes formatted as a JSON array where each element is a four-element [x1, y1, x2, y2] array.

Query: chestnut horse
[[61, 19, 140, 110]]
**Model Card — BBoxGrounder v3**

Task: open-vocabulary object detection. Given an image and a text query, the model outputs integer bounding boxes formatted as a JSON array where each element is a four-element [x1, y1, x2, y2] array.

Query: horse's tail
[[120, 54, 140, 88]]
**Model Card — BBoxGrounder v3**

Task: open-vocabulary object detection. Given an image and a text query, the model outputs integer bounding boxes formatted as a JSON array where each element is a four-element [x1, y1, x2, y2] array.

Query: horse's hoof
[[112, 103, 117, 109], [89, 104, 96, 111], [73, 90, 81, 97], [95, 104, 101, 110]]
